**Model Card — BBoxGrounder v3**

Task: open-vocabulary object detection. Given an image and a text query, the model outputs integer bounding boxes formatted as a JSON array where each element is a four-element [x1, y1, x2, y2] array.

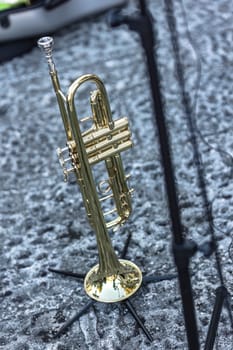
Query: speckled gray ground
[[1, 1, 233, 349]]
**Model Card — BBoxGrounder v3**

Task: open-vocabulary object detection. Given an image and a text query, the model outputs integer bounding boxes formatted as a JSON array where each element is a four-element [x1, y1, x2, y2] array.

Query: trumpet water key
[[38, 36, 142, 303]]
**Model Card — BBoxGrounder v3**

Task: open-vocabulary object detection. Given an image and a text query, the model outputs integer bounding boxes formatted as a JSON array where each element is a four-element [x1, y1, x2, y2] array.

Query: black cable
[[177, 3, 233, 179]]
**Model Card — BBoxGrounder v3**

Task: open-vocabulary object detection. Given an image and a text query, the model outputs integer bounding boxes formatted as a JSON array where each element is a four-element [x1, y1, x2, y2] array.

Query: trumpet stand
[[50, 233, 176, 341]]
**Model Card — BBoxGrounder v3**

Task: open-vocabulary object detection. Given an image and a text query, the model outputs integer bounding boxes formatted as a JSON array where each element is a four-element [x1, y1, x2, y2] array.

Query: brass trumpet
[[37, 36, 142, 303]]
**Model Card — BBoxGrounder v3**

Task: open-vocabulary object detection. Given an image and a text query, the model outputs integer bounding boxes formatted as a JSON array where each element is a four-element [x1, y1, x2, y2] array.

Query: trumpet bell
[[84, 259, 142, 303]]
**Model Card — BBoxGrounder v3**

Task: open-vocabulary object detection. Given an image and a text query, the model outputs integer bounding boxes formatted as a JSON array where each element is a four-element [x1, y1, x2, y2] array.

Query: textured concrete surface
[[1, 0, 233, 349]]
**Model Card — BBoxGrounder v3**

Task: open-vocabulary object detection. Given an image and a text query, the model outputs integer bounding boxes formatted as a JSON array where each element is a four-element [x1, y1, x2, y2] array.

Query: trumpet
[[37, 36, 142, 303]]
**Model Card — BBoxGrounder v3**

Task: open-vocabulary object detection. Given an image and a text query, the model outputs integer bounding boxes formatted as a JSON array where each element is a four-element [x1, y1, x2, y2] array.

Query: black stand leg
[[124, 299, 153, 342], [49, 268, 85, 280], [54, 300, 94, 338], [143, 274, 177, 285], [204, 286, 228, 350], [49, 232, 177, 342], [109, 2, 199, 349]]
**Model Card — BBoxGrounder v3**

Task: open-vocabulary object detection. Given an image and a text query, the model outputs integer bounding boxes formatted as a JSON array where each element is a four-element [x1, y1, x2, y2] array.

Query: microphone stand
[[109, 1, 200, 349], [163, 1, 233, 349]]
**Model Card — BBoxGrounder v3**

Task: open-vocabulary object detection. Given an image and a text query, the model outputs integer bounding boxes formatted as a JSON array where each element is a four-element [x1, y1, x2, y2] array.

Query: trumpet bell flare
[[84, 259, 142, 303]]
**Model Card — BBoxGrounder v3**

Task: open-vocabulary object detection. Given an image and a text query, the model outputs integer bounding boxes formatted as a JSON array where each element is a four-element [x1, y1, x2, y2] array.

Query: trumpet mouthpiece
[[37, 36, 55, 72], [37, 36, 54, 52]]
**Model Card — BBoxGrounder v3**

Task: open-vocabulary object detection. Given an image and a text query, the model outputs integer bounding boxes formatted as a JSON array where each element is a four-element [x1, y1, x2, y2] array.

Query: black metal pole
[[109, 1, 199, 348]]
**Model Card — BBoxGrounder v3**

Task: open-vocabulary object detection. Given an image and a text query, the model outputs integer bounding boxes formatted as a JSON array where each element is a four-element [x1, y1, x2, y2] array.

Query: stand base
[[49, 233, 177, 342]]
